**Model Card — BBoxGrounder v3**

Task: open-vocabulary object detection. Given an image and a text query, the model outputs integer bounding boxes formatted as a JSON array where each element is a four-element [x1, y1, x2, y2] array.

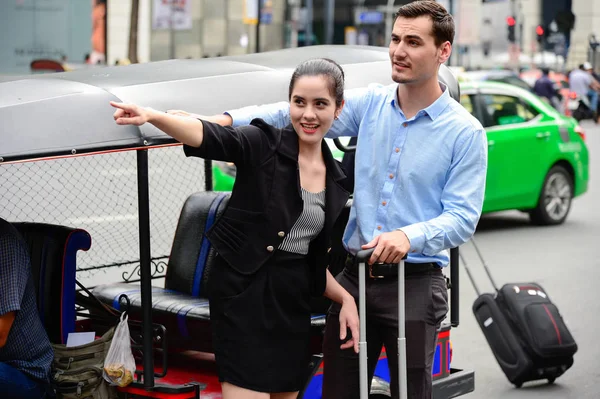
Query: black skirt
[[208, 250, 312, 392]]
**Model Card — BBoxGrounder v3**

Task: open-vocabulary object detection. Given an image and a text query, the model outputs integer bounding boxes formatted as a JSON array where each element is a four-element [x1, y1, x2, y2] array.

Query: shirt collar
[[389, 82, 451, 121]]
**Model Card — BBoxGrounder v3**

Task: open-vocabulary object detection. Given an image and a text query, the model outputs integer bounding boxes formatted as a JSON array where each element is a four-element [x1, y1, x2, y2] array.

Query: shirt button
[[389, 174, 394, 179], [266, 246, 274, 252], [395, 147, 400, 153], [382, 201, 387, 206], [377, 226, 382, 230], [402, 122, 408, 127], [278, 231, 285, 237]]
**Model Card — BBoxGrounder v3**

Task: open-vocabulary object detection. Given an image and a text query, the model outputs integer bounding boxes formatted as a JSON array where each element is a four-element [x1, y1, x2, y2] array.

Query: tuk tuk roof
[[0, 45, 458, 163]]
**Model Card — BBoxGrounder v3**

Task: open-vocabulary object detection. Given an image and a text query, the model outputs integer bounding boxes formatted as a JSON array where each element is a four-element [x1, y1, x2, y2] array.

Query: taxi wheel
[[529, 165, 573, 225]]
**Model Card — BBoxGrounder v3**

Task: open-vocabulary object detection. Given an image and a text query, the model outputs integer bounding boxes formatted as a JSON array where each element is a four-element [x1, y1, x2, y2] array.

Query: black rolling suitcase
[[462, 238, 577, 387]]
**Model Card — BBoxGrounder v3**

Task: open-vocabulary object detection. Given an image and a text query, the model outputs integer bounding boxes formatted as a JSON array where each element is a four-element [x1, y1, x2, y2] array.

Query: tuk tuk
[[0, 45, 474, 398]]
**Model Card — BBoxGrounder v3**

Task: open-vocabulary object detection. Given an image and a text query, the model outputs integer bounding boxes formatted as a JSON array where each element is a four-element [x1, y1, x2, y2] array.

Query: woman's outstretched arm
[[111, 101, 206, 147], [166, 109, 233, 127]]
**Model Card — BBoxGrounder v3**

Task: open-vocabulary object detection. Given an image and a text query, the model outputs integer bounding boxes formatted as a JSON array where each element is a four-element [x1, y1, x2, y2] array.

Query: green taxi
[[460, 81, 588, 225], [213, 81, 589, 226]]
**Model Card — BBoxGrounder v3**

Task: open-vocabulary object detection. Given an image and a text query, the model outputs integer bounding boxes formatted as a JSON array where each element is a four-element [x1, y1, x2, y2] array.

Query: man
[[481, 18, 493, 58], [175, 2, 486, 397], [569, 62, 600, 119], [533, 67, 561, 110], [0, 217, 54, 399]]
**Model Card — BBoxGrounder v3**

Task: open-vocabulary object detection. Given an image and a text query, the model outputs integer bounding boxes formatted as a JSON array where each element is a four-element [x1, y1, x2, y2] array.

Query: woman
[[110, 58, 359, 399]]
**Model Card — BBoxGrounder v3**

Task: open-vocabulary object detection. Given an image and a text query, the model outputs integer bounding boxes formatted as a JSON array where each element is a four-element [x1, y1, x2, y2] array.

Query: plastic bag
[[102, 313, 136, 387]]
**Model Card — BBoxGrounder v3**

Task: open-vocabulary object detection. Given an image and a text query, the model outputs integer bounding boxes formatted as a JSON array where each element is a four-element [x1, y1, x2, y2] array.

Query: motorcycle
[[568, 92, 595, 122]]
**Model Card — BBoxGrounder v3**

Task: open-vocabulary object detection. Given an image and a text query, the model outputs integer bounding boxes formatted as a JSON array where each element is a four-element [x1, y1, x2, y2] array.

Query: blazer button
[[278, 231, 285, 238], [266, 245, 274, 252]]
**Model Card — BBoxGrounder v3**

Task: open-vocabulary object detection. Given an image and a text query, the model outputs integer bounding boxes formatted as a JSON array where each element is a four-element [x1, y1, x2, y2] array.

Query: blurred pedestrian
[[569, 62, 600, 120], [533, 67, 561, 110], [481, 19, 493, 58]]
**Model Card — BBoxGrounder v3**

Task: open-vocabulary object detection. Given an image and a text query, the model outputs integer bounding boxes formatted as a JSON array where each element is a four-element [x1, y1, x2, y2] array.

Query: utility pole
[[448, 0, 454, 66], [384, 0, 396, 43], [169, 1, 175, 59], [288, 0, 300, 48], [128, 0, 140, 63], [306, 0, 313, 46], [256, 0, 262, 53], [325, 0, 335, 44]]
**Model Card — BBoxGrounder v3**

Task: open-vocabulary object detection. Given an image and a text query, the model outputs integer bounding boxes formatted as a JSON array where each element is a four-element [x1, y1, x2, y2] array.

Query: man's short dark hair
[[394, 0, 455, 47], [541, 67, 550, 75]]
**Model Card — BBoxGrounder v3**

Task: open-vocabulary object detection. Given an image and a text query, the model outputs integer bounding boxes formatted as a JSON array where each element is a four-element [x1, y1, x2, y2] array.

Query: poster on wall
[[152, 0, 192, 31], [0, 0, 97, 74], [243, 0, 273, 25]]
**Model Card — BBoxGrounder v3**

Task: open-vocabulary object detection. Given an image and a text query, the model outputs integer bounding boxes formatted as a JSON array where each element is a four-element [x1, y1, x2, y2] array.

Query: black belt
[[345, 254, 441, 279]]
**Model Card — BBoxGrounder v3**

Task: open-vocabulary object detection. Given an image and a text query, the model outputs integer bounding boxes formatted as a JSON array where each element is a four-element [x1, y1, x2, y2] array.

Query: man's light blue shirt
[[227, 83, 487, 267], [569, 69, 592, 98]]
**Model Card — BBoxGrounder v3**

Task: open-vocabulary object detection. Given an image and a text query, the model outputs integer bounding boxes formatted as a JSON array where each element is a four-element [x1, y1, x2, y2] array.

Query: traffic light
[[507, 16, 516, 43], [536, 25, 544, 44]]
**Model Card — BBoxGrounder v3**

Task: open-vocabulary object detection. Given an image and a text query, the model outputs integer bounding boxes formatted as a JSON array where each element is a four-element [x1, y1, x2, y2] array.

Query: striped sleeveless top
[[279, 188, 326, 255]]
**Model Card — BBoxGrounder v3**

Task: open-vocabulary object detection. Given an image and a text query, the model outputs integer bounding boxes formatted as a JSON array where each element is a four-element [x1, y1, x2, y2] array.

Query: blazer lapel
[[280, 125, 350, 232]]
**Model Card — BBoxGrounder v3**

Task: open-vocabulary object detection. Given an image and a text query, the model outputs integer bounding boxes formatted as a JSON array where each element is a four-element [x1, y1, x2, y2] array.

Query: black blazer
[[184, 118, 350, 296]]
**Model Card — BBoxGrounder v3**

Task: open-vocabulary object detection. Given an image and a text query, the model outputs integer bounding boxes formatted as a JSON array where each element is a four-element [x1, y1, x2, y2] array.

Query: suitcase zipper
[[542, 304, 562, 345]]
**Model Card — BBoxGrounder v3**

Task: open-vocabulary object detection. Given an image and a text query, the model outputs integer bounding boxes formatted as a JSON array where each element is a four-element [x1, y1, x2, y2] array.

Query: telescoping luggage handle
[[355, 248, 408, 399], [459, 237, 499, 296]]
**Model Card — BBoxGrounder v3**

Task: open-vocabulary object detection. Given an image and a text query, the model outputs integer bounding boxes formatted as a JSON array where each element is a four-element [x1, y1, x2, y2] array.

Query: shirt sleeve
[[226, 102, 291, 128], [0, 234, 29, 316], [226, 85, 373, 138], [325, 86, 372, 139], [183, 118, 277, 166], [400, 126, 488, 256]]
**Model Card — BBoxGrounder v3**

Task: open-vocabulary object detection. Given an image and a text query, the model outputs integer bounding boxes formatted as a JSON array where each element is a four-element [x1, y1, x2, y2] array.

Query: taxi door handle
[[536, 131, 551, 139], [487, 140, 495, 147]]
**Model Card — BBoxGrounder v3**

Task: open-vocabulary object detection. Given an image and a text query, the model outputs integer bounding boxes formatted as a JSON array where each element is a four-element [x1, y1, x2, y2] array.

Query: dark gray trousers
[[322, 263, 448, 399]]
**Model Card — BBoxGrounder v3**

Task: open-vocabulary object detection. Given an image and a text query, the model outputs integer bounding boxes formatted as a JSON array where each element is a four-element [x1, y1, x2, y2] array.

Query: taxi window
[[492, 76, 531, 91], [481, 94, 538, 127], [460, 94, 476, 117]]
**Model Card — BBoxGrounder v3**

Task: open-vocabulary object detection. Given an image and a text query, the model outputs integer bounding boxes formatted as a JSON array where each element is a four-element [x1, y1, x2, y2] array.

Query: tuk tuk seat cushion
[[92, 281, 327, 347], [12, 223, 92, 344], [164, 191, 230, 297]]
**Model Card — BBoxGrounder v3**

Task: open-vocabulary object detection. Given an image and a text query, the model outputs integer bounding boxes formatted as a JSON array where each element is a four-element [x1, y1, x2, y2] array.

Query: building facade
[[4, 0, 600, 74], [107, 0, 287, 65]]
